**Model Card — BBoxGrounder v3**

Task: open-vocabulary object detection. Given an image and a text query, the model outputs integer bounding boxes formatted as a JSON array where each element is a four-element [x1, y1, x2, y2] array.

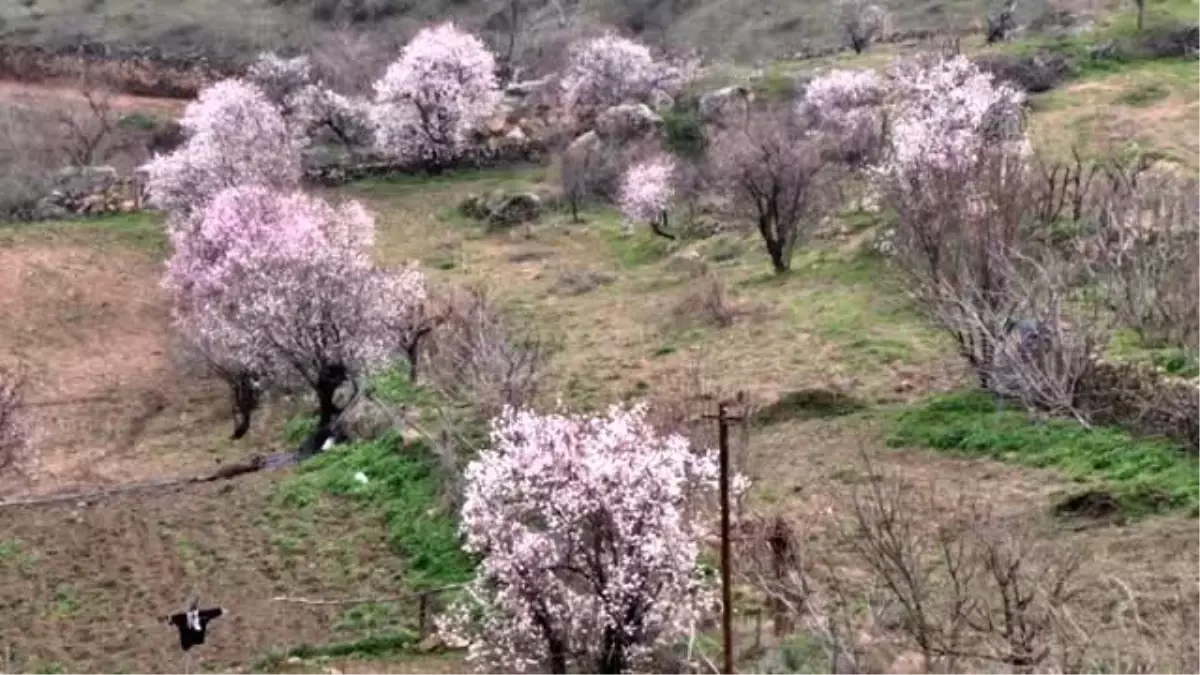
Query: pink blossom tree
[[618, 154, 677, 239], [370, 22, 500, 172], [245, 52, 314, 110], [441, 403, 730, 674], [560, 33, 685, 110], [164, 185, 426, 444], [800, 68, 889, 172], [141, 79, 303, 214], [880, 54, 1027, 176], [288, 84, 375, 148], [872, 55, 1035, 394]]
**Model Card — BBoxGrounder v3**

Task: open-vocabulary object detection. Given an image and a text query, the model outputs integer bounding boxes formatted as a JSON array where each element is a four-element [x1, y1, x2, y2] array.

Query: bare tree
[[1083, 170, 1200, 350], [422, 284, 547, 418], [837, 0, 891, 54], [57, 70, 117, 167], [559, 134, 622, 221], [883, 150, 1032, 391], [940, 248, 1108, 423], [985, 0, 1019, 43], [710, 107, 834, 274], [743, 457, 1087, 674], [1133, 0, 1146, 31], [173, 330, 266, 441]]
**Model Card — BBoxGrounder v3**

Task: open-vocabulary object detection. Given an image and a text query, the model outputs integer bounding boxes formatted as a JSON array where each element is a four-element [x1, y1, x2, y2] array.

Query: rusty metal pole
[[718, 401, 734, 675]]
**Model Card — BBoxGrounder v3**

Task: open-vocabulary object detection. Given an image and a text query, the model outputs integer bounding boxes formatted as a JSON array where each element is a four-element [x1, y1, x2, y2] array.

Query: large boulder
[[698, 85, 752, 127], [594, 103, 663, 142], [49, 165, 120, 194], [459, 190, 543, 230]]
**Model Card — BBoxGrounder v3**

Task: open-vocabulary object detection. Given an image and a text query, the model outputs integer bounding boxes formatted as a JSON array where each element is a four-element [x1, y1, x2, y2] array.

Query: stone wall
[[0, 43, 234, 99], [14, 166, 147, 222]]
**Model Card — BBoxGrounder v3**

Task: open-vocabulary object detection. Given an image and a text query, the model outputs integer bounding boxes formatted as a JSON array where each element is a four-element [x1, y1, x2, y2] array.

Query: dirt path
[[0, 78, 186, 116]]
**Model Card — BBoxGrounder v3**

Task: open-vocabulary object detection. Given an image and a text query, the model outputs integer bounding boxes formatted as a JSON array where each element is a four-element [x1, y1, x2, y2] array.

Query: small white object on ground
[[354, 471, 369, 485]]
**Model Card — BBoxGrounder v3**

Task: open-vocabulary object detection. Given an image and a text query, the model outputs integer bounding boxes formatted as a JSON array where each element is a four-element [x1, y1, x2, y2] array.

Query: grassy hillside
[[1, 161, 1196, 671], [0, 0, 1099, 64]]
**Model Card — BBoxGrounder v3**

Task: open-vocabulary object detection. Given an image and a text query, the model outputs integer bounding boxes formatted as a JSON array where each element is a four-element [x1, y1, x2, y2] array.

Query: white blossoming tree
[[442, 403, 731, 674]]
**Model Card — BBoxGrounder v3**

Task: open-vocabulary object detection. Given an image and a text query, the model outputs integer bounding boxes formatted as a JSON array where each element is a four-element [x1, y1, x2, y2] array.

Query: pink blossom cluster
[[619, 155, 676, 226], [801, 68, 887, 129], [166, 185, 426, 391], [560, 33, 684, 109], [141, 79, 303, 214], [882, 54, 1027, 172], [442, 403, 731, 673], [371, 22, 500, 167], [288, 84, 375, 147], [245, 52, 314, 106]]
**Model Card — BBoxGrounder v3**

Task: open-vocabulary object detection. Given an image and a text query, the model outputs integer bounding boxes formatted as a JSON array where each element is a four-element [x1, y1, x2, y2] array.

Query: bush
[[661, 100, 706, 157], [972, 51, 1072, 93]]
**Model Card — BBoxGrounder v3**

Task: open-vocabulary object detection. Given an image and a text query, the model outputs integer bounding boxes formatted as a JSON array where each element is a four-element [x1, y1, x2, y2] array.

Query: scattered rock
[[698, 85, 752, 127], [459, 190, 543, 230], [417, 633, 446, 653], [594, 103, 663, 142]]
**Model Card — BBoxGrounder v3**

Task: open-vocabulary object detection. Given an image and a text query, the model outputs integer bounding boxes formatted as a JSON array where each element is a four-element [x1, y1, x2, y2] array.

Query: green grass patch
[[601, 224, 673, 268], [274, 433, 474, 589], [888, 391, 1200, 517], [345, 164, 546, 199], [0, 212, 166, 256]]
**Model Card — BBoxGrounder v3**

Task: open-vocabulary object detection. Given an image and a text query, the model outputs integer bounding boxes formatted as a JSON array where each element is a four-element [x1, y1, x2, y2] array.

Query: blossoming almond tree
[[800, 68, 889, 172], [288, 84, 375, 148], [882, 54, 1026, 175], [165, 185, 426, 443], [141, 78, 303, 214], [618, 155, 677, 239], [442, 403, 729, 674], [560, 33, 685, 110], [371, 22, 500, 172], [245, 52, 314, 110], [873, 54, 1036, 394]]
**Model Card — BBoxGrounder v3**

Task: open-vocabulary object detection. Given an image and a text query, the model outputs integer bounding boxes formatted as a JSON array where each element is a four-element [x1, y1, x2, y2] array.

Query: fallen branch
[[0, 454, 284, 510], [270, 583, 467, 606]]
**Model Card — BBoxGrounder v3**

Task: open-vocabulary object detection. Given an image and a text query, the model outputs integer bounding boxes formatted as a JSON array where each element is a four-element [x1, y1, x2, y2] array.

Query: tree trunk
[[649, 211, 676, 240], [758, 215, 792, 274], [406, 343, 421, 383], [229, 372, 258, 440], [1136, 0, 1145, 31]]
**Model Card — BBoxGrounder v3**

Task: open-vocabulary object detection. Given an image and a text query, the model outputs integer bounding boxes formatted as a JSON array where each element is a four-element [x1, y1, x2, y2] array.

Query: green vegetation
[[888, 391, 1200, 517], [274, 434, 474, 588], [0, 212, 168, 256]]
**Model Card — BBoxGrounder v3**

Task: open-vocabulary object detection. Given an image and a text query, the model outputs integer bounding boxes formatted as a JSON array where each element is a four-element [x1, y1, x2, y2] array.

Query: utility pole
[[706, 396, 745, 674]]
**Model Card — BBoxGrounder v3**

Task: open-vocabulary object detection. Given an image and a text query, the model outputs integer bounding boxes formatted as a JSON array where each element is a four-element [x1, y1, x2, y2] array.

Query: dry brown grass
[[0, 473, 419, 673], [1028, 60, 1200, 169], [0, 224, 293, 498]]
